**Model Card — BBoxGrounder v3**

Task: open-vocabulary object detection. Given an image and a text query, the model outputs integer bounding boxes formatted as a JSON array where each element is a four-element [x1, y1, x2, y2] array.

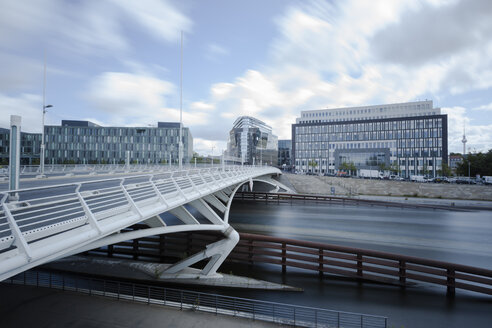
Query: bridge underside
[[0, 167, 288, 280]]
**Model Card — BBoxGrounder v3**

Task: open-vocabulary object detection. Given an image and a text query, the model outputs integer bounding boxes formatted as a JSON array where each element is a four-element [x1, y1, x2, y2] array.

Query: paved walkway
[[0, 284, 279, 328]]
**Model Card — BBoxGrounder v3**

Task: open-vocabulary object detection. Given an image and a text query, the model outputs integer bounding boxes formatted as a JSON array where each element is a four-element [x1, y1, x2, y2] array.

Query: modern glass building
[[0, 128, 42, 165], [292, 101, 448, 178], [226, 116, 278, 165], [297, 100, 439, 123], [43, 120, 193, 164], [278, 139, 292, 169]]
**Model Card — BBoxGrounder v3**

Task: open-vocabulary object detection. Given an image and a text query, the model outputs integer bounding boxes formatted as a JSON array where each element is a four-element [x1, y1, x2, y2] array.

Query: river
[[215, 200, 492, 328]]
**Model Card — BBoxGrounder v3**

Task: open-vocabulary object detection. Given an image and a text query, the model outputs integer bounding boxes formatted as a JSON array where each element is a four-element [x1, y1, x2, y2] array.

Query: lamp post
[[40, 50, 53, 177], [178, 30, 183, 170], [211, 146, 215, 167], [40, 104, 53, 176]]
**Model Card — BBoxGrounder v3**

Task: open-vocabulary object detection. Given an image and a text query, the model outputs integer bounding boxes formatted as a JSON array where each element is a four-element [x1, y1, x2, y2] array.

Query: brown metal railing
[[88, 229, 492, 297], [234, 191, 477, 211]]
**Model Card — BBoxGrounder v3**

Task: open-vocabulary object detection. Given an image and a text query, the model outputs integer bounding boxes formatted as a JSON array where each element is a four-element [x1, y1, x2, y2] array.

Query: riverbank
[[283, 173, 492, 202]]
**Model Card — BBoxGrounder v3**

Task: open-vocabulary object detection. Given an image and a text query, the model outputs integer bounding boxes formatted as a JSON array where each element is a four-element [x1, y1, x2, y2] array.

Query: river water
[[217, 200, 492, 328]]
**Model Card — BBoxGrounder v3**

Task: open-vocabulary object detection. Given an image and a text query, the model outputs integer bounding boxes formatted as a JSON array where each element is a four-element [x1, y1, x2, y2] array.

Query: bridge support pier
[[162, 226, 239, 277]]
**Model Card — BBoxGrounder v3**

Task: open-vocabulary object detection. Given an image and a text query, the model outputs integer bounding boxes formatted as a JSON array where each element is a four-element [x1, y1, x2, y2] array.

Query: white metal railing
[[0, 161, 250, 177], [0, 165, 280, 280]]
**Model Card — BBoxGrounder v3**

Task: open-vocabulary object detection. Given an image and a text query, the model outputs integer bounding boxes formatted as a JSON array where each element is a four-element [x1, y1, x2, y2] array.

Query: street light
[[178, 30, 183, 170], [39, 49, 53, 177], [40, 104, 53, 176], [211, 146, 215, 167]]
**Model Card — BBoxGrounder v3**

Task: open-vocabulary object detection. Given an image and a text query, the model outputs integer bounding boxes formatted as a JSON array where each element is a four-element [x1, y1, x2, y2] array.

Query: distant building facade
[[292, 101, 448, 178], [278, 139, 292, 169], [226, 116, 278, 165], [0, 128, 42, 165], [43, 120, 193, 164], [297, 100, 440, 124], [449, 154, 463, 173]]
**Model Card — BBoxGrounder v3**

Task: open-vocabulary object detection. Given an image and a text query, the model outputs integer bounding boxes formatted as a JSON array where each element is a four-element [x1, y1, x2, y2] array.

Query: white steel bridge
[[0, 165, 289, 281]]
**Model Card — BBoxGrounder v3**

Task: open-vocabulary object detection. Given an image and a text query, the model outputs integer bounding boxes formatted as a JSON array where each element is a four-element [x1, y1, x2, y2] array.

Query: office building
[[0, 128, 42, 165], [43, 120, 193, 164], [292, 100, 448, 178], [297, 100, 440, 124], [226, 116, 278, 165], [278, 139, 292, 169], [449, 154, 463, 173]]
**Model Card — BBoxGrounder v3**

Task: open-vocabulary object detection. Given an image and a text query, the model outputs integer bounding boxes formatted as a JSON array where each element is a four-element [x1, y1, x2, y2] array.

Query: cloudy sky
[[1, 0, 492, 155]]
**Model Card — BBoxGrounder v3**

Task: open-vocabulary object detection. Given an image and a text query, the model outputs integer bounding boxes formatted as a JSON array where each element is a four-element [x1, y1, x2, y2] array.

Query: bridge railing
[[0, 165, 278, 280], [232, 233, 492, 297], [4, 269, 388, 328], [234, 191, 474, 211], [89, 230, 492, 297], [1, 162, 259, 177]]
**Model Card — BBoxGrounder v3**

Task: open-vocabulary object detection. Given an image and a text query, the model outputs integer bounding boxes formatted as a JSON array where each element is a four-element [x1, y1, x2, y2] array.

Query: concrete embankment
[[283, 173, 492, 202]]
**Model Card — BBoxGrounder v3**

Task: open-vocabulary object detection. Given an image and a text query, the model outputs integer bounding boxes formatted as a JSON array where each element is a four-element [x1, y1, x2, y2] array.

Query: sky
[[1, 0, 492, 155]]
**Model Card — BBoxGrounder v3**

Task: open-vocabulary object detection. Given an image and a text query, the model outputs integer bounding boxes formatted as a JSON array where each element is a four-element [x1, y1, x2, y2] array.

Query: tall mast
[[179, 30, 183, 170], [462, 124, 467, 156]]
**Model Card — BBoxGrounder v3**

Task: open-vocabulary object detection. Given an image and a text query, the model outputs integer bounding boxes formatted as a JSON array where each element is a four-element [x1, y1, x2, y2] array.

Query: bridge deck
[[0, 165, 280, 281]]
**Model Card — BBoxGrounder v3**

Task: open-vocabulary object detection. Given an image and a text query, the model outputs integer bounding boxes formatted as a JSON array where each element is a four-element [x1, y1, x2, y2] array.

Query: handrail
[[0, 165, 280, 281], [4, 269, 388, 328], [0, 165, 261, 196], [90, 229, 492, 297], [235, 191, 489, 211], [2, 163, 256, 177]]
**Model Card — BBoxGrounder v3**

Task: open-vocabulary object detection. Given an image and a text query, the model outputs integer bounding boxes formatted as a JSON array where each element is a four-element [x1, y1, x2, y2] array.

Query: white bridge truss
[[0, 165, 285, 281]]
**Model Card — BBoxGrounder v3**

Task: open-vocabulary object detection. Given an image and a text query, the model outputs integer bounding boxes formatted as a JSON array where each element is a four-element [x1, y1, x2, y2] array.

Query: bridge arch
[[0, 166, 284, 280]]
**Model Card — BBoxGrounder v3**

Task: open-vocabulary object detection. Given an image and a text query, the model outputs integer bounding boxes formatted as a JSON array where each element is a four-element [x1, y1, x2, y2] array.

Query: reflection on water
[[229, 201, 492, 269], [221, 201, 492, 328]]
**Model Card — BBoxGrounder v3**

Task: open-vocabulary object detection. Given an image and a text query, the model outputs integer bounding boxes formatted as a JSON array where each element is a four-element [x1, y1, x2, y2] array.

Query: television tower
[[461, 124, 467, 156]]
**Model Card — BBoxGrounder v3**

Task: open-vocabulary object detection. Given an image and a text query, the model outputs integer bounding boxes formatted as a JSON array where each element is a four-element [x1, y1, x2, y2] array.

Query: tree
[[390, 162, 400, 175], [378, 163, 388, 175], [422, 162, 429, 177], [348, 162, 357, 176], [439, 163, 451, 177], [308, 160, 318, 172], [456, 149, 492, 177]]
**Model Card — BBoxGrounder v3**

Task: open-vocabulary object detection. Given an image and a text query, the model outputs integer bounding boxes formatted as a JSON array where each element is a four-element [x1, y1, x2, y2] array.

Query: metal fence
[[4, 270, 387, 328], [0, 159, 247, 178], [89, 228, 492, 297]]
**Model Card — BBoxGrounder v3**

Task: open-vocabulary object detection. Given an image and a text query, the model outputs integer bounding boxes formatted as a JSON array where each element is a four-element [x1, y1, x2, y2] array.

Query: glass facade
[[278, 139, 292, 169], [43, 120, 193, 164], [227, 116, 278, 165], [292, 115, 448, 178], [0, 128, 42, 165]]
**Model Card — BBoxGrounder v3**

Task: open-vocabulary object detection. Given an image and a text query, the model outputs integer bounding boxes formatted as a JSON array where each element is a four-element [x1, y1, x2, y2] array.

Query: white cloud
[[193, 0, 492, 152], [86, 72, 211, 127], [211, 83, 235, 100], [110, 0, 192, 43], [193, 138, 227, 157], [441, 107, 469, 152], [0, 93, 57, 133], [0, 0, 191, 57], [473, 102, 492, 111], [190, 101, 215, 111], [205, 43, 230, 61]]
